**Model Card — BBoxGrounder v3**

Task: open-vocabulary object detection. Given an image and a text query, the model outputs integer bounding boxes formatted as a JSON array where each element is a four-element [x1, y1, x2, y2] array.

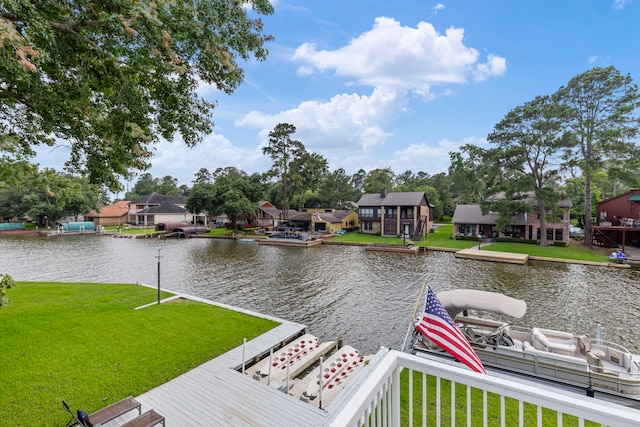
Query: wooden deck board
[[106, 320, 330, 426]]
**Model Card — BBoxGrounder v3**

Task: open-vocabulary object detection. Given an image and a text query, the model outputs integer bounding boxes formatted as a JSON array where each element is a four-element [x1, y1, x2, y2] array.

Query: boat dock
[[364, 244, 420, 254], [454, 247, 529, 264], [106, 292, 375, 426], [259, 238, 323, 247]]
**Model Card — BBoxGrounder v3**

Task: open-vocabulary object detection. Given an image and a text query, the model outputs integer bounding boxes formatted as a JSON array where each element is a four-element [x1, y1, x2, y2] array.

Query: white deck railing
[[325, 349, 640, 427]]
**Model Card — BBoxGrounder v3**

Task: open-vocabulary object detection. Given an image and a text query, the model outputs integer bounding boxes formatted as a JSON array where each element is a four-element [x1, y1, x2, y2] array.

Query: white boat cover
[[436, 289, 527, 319]]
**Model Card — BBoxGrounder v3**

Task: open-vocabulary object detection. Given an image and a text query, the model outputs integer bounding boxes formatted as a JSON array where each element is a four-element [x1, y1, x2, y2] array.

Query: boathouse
[[594, 189, 640, 249]]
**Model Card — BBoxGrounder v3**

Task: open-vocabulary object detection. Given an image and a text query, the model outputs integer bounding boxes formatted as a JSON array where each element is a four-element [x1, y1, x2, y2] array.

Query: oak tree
[[0, 0, 274, 190]]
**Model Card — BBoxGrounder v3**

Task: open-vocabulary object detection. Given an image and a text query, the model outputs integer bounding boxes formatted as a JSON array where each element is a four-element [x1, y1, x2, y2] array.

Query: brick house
[[452, 191, 572, 244], [356, 190, 433, 239]]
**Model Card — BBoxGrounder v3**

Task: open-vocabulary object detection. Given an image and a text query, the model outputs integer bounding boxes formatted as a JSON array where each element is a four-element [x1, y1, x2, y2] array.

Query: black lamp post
[[156, 248, 162, 304]]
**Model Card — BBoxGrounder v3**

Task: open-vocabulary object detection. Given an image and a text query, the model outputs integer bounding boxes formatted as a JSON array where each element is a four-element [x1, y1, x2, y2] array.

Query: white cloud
[[433, 4, 445, 14], [613, 0, 631, 10], [588, 55, 599, 63], [236, 87, 401, 154], [389, 136, 487, 174], [292, 17, 506, 97], [148, 133, 269, 185]]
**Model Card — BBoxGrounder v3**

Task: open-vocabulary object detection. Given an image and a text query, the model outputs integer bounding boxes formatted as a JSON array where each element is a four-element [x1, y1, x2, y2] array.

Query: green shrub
[[495, 237, 538, 245], [454, 235, 481, 242], [0, 274, 16, 309]]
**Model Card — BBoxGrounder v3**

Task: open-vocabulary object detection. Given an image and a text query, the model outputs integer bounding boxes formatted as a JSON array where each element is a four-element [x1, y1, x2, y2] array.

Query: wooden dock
[[101, 292, 336, 426], [364, 244, 420, 254], [258, 238, 323, 247], [454, 248, 529, 264]]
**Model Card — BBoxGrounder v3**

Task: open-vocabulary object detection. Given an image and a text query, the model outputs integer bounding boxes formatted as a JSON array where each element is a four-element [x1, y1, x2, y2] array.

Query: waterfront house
[[594, 188, 640, 248], [255, 201, 284, 228], [128, 193, 192, 226], [356, 190, 433, 239], [85, 200, 130, 227], [452, 191, 571, 244], [285, 208, 358, 233]]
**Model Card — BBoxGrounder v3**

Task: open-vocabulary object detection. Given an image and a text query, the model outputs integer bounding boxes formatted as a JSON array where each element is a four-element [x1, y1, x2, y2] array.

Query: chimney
[[380, 188, 388, 198]]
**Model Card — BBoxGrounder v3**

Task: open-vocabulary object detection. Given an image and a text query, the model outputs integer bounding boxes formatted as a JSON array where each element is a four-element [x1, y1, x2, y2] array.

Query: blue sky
[[36, 0, 640, 189]]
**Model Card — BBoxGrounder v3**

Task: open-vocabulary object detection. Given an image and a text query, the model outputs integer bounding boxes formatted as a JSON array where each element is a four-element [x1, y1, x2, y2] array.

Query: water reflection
[[1, 234, 639, 354]]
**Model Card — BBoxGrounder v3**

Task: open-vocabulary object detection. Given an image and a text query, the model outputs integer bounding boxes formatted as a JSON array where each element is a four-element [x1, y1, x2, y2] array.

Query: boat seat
[[531, 328, 577, 356], [578, 335, 606, 359]]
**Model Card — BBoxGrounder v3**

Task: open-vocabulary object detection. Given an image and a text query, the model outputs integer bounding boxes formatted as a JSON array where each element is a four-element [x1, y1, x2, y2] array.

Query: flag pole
[[401, 280, 428, 352]]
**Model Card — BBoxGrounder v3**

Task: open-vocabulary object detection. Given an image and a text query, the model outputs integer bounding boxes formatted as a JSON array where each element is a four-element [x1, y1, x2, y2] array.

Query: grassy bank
[[333, 224, 611, 263], [0, 282, 278, 426], [483, 241, 608, 262]]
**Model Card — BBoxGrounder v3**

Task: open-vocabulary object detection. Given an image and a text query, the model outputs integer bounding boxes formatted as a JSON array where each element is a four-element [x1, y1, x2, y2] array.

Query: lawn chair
[[62, 396, 142, 427], [62, 401, 91, 427]]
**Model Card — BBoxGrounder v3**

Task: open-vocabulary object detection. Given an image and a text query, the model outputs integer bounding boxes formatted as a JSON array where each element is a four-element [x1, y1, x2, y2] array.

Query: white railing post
[[267, 347, 273, 386], [319, 356, 323, 409], [286, 355, 290, 394], [325, 350, 640, 427], [392, 364, 401, 427]]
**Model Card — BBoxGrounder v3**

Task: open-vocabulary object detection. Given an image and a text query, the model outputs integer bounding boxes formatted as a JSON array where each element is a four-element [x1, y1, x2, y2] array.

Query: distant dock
[[364, 244, 420, 254], [454, 248, 529, 264]]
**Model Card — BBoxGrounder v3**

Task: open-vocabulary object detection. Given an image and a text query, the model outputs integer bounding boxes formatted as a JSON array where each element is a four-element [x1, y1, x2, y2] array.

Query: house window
[[385, 208, 397, 219], [555, 229, 563, 241], [362, 221, 373, 231], [400, 208, 413, 219], [384, 222, 396, 235], [376, 208, 381, 217], [359, 208, 374, 217]]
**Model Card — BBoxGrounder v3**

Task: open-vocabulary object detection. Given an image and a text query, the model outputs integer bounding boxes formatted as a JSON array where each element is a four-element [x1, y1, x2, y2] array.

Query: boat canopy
[[436, 289, 527, 319]]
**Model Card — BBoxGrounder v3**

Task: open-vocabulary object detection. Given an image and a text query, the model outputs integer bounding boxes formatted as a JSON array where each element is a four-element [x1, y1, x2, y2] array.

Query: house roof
[[598, 188, 640, 204], [286, 210, 354, 223], [452, 205, 500, 225], [86, 200, 130, 218], [357, 191, 428, 207], [452, 204, 527, 225], [137, 202, 187, 215], [486, 191, 572, 208], [130, 192, 185, 206], [257, 202, 282, 219], [318, 210, 353, 223]]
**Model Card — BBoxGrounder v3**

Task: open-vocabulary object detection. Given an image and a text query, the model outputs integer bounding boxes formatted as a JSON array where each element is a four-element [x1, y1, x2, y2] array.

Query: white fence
[[325, 349, 640, 427]]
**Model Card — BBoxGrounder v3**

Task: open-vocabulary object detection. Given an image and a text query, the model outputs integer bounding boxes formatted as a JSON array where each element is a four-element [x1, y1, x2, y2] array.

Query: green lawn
[[333, 224, 610, 262], [0, 282, 278, 426], [423, 224, 480, 249], [482, 242, 609, 262], [327, 231, 405, 245]]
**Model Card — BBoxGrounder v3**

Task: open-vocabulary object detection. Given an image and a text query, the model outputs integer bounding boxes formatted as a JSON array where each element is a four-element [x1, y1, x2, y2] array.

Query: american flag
[[316, 205, 321, 221], [416, 288, 486, 374]]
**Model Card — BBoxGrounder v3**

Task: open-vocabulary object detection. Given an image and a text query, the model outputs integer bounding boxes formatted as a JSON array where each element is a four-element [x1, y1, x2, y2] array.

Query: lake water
[[2, 234, 640, 355]]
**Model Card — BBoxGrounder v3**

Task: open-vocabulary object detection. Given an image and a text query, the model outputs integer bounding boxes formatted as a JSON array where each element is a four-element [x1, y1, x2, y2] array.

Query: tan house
[[85, 200, 130, 227], [286, 208, 359, 233], [452, 191, 572, 244], [356, 190, 433, 239]]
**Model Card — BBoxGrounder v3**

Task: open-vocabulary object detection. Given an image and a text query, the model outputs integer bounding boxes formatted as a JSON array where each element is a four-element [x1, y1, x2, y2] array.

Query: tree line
[[4, 71, 640, 239], [1, 4, 638, 243]]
